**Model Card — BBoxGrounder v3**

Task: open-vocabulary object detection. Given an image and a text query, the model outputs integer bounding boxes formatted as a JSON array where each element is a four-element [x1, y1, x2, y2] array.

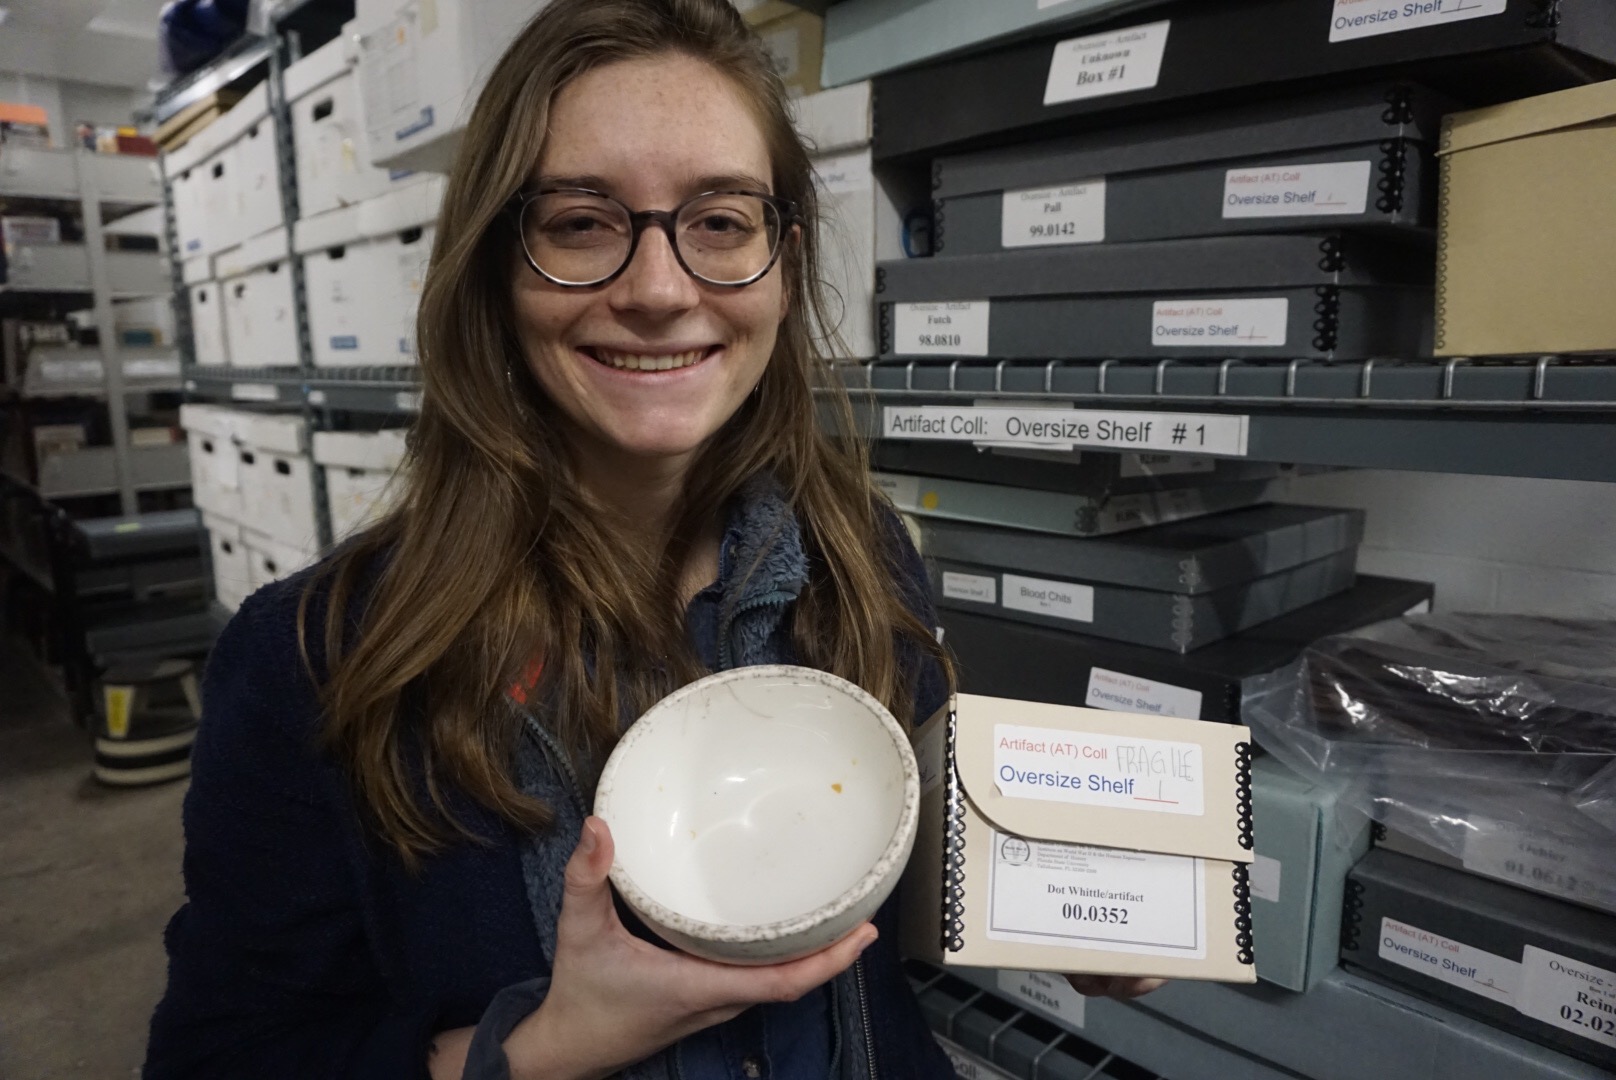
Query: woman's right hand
[[503, 816, 876, 1080]]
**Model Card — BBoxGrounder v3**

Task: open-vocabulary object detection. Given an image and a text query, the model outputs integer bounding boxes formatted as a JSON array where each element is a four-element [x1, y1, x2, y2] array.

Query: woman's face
[[511, 54, 788, 470]]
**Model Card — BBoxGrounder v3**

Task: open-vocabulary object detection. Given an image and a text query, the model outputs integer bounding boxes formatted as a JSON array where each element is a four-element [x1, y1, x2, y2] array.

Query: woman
[[146, 2, 1154, 1077]]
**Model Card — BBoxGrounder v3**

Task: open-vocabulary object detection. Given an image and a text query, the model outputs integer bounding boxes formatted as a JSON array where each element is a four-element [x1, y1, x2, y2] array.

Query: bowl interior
[[606, 668, 909, 929]]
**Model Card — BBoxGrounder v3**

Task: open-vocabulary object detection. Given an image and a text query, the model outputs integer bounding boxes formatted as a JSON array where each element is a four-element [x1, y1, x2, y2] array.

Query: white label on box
[[996, 969, 1086, 1028], [1118, 453, 1215, 479], [1250, 853, 1283, 903], [915, 716, 948, 797], [231, 382, 279, 402], [992, 723, 1206, 816], [892, 302, 991, 357], [1002, 574, 1094, 625], [883, 407, 1250, 457], [1461, 827, 1614, 912], [1152, 298, 1288, 348], [1223, 161, 1373, 218], [1517, 946, 1616, 1050], [1044, 21, 1171, 106], [1377, 917, 1519, 1006], [987, 831, 1207, 959], [1329, 0, 1508, 43], [1001, 180, 1106, 248], [1085, 667, 1203, 721], [814, 150, 872, 197], [943, 571, 997, 604], [873, 472, 920, 508], [937, 1038, 1018, 1080]]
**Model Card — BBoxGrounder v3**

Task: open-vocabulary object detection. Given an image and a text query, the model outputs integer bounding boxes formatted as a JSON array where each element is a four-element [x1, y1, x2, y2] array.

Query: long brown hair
[[304, 0, 950, 867]]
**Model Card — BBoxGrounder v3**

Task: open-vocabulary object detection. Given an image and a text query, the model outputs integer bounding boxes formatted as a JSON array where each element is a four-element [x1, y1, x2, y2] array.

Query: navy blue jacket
[[144, 501, 954, 1080]]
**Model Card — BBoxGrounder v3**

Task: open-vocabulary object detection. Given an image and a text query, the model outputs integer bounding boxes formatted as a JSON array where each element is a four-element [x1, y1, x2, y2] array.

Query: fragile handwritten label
[[987, 832, 1207, 958], [1152, 298, 1288, 348], [1085, 667, 1203, 721], [1002, 180, 1106, 248], [1044, 21, 1171, 106], [892, 301, 991, 357], [1223, 161, 1372, 218], [1517, 946, 1616, 1050], [996, 969, 1086, 1027], [943, 571, 997, 604], [1377, 917, 1519, 1006], [993, 723, 1205, 815], [882, 407, 1250, 457], [1002, 573, 1095, 625], [1330, 0, 1507, 43]]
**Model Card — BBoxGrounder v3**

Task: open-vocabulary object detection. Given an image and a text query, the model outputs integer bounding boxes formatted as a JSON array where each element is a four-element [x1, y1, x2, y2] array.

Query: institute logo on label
[[999, 836, 1032, 866]]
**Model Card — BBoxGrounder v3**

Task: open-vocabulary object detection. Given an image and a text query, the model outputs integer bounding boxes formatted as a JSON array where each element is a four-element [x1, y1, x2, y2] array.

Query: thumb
[[558, 816, 618, 938]]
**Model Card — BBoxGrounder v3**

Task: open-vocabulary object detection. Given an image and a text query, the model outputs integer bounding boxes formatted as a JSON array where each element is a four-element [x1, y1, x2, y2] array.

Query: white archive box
[[295, 204, 376, 364], [360, 180, 441, 362], [181, 253, 213, 286], [355, 0, 540, 173], [168, 157, 208, 259], [189, 281, 229, 366], [237, 427, 319, 550], [217, 228, 299, 368], [203, 512, 253, 612], [217, 84, 286, 248], [181, 404, 248, 519], [287, 35, 423, 220], [312, 429, 408, 540], [244, 530, 320, 592], [165, 121, 235, 259], [794, 81, 871, 155]]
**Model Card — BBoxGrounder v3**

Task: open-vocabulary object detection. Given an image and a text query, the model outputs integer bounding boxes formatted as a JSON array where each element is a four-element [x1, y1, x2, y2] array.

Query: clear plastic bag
[[1244, 614, 1616, 912]]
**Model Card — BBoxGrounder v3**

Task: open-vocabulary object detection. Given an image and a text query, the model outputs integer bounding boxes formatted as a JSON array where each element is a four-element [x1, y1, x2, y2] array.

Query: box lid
[[201, 510, 241, 538], [1440, 79, 1616, 157], [311, 428, 409, 471], [236, 411, 307, 454], [358, 175, 446, 238], [294, 203, 366, 254], [796, 82, 872, 154], [181, 253, 213, 285], [935, 82, 1450, 201], [216, 226, 291, 278], [181, 402, 247, 439], [285, 35, 351, 103], [950, 693, 1254, 864], [164, 114, 233, 175]]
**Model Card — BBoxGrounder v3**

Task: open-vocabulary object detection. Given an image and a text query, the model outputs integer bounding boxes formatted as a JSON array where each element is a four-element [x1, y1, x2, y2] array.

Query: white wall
[[1276, 471, 1616, 617]]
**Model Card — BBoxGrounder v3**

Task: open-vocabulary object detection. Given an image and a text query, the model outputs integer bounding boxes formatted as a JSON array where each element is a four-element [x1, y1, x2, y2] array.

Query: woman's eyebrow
[[530, 173, 774, 197]]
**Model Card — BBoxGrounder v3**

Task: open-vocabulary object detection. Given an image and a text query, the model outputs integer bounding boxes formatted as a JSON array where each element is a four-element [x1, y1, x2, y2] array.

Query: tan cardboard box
[[1436, 81, 1616, 357], [754, 8, 824, 97], [902, 694, 1257, 983]]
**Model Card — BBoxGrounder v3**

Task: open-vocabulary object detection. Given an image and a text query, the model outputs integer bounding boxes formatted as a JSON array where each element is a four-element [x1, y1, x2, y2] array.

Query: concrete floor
[[0, 639, 187, 1080]]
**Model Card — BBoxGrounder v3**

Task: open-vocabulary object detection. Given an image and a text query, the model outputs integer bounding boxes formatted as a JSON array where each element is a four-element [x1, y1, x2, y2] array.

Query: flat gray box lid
[[917, 504, 1366, 594]]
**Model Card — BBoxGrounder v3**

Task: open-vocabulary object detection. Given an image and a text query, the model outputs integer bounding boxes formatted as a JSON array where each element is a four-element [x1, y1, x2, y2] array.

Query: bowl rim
[[594, 663, 921, 948]]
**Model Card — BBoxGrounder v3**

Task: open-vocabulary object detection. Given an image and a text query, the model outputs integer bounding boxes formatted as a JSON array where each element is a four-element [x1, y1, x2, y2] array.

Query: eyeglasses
[[511, 188, 798, 288]]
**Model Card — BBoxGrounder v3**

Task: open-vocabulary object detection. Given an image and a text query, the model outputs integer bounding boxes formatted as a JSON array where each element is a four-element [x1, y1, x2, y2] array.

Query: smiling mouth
[[582, 346, 719, 372]]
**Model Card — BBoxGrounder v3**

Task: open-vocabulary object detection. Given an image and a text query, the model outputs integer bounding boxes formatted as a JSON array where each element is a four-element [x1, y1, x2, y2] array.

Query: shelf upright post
[[78, 152, 139, 517]]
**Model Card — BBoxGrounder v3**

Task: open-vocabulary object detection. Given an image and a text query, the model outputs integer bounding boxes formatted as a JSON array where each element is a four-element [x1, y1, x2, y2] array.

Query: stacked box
[[215, 228, 299, 369], [311, 429, 409, 540]]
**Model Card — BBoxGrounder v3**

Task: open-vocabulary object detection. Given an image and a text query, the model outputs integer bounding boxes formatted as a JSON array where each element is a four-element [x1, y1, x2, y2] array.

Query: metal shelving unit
[[829, 358, 1616, 483]]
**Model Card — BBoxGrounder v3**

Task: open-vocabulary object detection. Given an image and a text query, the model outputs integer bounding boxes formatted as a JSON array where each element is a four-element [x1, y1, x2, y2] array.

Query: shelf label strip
[[882, 406, 1249, 457]]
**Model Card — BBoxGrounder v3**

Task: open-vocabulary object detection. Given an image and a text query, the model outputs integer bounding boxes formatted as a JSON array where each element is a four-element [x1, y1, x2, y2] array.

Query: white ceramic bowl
[[595, 664, 920, 965]]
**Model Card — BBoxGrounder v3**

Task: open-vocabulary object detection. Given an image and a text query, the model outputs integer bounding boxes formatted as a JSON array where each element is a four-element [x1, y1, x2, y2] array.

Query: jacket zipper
[[855, 957, 878, 1080], [516, 704, 588, 817]]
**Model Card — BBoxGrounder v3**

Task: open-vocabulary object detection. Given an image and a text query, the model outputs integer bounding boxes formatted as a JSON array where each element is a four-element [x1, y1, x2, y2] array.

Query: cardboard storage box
[[296, 204, 376, 365], [902, 694, 1257, 983], [355, 0, 538, 173], [217, 228, 299, 368], [235, 413, 318, 550], [934, 83, 1447, 253], [243, 529, 320, 592], [1, 243, 167, 295], [286, 35, 418, 220], [869, 0, 1616, 163], [1342, 849, 1616, 1072], [876, 470, 1269, 538], [188, 280, 229, 366], [223, 84, 285, 245], [873, 442, 1286, 499], [1, 215, 62, 247], [755, 8, 824, 97], [1435, 80, 1616, 356], [311, 428, 408, 540], [939, 575, 1434, 724], [181, 404, 247, 520], [204, 512, 252, 612], [913, 504, 1364, 594], [1248, 756, 1371, 991], [877, 233, 1434, 361]]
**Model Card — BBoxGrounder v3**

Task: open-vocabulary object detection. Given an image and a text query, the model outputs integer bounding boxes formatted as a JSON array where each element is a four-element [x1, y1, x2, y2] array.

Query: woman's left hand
[[1065, 975, 1167, 1000]]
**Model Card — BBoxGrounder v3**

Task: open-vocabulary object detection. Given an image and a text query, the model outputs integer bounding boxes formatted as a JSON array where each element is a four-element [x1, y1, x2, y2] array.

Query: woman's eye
[[694, 214, 752, 234]]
